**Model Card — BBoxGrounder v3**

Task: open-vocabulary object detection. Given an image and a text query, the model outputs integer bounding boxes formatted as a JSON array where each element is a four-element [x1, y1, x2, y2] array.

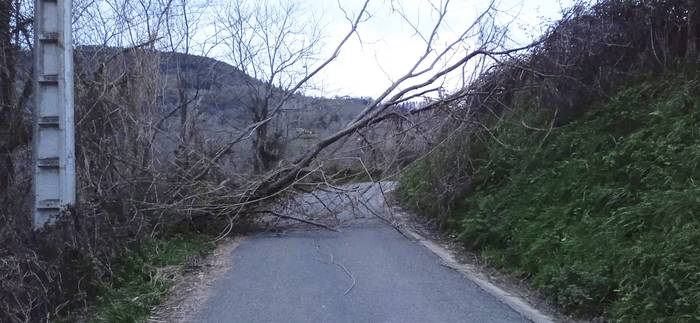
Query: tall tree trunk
[[688, 0, 698, 60], [176, 62, 191, 171], [253, 107, 271, 174], [0, 1, 17, 200]]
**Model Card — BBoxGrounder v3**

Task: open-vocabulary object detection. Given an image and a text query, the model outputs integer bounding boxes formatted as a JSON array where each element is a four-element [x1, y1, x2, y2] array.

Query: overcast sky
[[177, 0, 579, 99], [75, 0, 581, 98], [284, 0, 578, 98]]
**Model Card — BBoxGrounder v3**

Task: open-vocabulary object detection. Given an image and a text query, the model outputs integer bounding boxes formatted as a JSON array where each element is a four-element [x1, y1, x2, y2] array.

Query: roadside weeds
[[148, 237, 245, 323], [387, 203, 587, 323]]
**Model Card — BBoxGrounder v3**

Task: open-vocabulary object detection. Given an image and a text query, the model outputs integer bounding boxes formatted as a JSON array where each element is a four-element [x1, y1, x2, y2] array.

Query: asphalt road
[[191, 222, 529, 323]]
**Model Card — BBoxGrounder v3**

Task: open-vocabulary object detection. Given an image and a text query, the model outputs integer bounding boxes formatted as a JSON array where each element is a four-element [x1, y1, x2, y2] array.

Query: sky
[[286, 0, 579, 98], [74, 0, 581, 99], [72, 0, 584, 99]]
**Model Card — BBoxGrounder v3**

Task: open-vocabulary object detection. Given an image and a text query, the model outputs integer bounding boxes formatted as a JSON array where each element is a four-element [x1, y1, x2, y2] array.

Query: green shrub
[[90, 233, 212, 322], [460, 74, 700, 321], [400, 70, 700, 321], [396, 160, 440, 215]]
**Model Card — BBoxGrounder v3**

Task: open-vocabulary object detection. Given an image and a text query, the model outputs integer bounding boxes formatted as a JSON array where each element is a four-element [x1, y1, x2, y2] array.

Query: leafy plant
[[90, 234, 212, 323], [399, 70, 700, 321]]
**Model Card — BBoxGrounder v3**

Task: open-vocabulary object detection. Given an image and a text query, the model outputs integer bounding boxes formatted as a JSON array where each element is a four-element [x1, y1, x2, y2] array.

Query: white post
[[33, 0, 76, 228]]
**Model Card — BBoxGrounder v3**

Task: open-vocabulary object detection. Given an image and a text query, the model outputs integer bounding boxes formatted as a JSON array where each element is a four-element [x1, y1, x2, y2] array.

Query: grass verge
[[88, 233, 213, 322], [397, 70, 700, 321]]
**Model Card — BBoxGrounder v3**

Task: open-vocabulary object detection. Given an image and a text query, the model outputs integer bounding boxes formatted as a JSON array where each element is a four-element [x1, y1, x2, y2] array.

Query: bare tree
[[157, 0, 538, 223], [161, 0, 215, 170], [218, 0, 322, 173], [688, 0, 698, 60], [0, 0, 545, 319]]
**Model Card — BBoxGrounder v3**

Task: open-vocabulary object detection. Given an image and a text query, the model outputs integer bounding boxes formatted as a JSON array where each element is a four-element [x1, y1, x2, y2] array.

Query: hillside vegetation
[[396, 1, 700, 320], [398, 70, 700, 321]]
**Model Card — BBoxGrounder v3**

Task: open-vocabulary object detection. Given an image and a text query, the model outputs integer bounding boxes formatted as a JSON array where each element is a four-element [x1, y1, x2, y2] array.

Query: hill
[[74, 46, 367, 165]]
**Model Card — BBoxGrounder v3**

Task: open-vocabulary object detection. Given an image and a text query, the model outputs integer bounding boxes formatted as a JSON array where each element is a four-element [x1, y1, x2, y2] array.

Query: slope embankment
[[397, 70, 700, 322]]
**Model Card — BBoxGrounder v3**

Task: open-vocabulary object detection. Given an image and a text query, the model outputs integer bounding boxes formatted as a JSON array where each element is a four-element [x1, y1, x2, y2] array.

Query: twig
[[254, 210, 339, 232], [314, 239, 356, 295]]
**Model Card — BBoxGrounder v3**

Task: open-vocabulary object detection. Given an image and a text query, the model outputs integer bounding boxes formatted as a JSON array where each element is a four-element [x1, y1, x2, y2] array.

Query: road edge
[[398, 226, 555, 323], [148, 236, 246, 323]]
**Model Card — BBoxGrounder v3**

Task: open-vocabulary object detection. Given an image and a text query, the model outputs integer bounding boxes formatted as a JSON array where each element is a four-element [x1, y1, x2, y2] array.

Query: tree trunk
[[688, 0, 698, 60], [0, 1, 17, 200], [176, 64, 191, 170], [253, 113, 270, 173]]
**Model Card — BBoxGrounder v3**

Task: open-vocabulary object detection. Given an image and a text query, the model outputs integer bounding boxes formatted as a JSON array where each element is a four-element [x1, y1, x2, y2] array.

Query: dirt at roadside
[[148, 237, 245, 323]]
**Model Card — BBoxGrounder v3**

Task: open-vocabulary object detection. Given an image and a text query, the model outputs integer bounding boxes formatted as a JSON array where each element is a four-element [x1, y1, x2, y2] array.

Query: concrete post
[[33, 0, 75, 228]]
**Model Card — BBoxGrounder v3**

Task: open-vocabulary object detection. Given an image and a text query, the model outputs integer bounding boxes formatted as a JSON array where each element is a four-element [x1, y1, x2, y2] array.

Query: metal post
[[33, 0, 75, 228]]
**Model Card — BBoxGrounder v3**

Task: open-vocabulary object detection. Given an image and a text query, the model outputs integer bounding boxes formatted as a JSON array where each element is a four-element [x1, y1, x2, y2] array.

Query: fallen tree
[[0, 0, 544, 321]]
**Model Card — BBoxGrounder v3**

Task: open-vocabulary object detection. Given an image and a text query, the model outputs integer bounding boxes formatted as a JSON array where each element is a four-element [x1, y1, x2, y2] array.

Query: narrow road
[[192, 223, 528, 323], [189, 183, 532, 323]]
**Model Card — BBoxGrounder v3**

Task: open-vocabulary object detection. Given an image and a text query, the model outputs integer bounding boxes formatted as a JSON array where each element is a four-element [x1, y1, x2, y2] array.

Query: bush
[[455, 72, 700, 321], [89, 233, 212, 323], [395, 130, 472, 229]]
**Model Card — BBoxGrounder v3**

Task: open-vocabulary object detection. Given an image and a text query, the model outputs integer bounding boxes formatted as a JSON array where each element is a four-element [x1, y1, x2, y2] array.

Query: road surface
[[190, 183, 531, 323]]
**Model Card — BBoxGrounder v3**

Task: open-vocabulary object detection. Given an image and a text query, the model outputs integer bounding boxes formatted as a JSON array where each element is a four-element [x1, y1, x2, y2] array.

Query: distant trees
[[162, 0, 217, 171], [218, 0, 322, 173]]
